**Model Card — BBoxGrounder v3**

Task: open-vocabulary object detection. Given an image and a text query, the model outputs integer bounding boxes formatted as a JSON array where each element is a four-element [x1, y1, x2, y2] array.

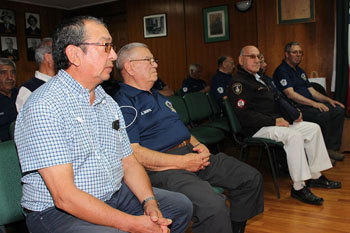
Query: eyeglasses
[[289, 50, 303, 56], [79, 42, 114, 53], [241, 54, 261, 60], [129, 57, 158, 65]]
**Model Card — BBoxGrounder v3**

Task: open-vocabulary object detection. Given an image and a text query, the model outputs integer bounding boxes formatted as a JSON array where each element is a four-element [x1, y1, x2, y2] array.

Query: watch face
[[235, 0, 253, 12]]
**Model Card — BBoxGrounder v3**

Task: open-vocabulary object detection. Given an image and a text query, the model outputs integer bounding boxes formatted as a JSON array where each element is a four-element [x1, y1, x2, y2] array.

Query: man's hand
[[130, 215, 170, 233], [142, 200, 172, 233], [312, 102, 329, 112], [192, 143, 209, 154], [183, 152, 210, 172], [276, 117, 289, 127], [329, 99, 345, 108]]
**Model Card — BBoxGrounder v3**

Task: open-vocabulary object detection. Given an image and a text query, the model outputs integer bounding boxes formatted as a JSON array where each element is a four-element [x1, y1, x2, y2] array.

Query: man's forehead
[[130, 47, 152, 57], [0, 65, 15, 70], [84, 20, 111, 41], [290, 45, 302, 51]]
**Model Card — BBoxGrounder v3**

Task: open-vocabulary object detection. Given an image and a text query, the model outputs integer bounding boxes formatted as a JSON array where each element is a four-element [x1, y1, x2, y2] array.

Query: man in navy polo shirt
[[210, 55, 235, 108], [113, 42, 264, 233], [182, 62, 210, 95], [0, 58, 17, 141], [273, 41, 345, 161]]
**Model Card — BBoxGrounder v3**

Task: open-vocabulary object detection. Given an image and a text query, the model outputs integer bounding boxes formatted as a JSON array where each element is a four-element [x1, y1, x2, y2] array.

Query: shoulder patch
[[280, 79, 287, 86], [182, 87, 188, 93], [232, 83, 242, 95], [237, 99, 245, 108], [217, 87, 224, 94], [301, 73, 306, 80], [165, 100, 176, 113]]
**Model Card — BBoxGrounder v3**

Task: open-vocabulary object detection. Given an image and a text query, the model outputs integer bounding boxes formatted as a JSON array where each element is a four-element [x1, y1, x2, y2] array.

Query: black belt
[[23, 208, 34, 214]]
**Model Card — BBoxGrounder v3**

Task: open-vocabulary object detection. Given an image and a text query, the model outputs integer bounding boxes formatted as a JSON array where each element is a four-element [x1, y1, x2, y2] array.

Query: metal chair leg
[[265, 145, 280, 199]]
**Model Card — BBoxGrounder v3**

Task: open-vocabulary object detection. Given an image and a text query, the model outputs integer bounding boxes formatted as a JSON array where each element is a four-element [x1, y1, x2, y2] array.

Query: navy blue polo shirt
[[182, 76, 206, 94], [0, 88, 18, 141], [113, 83, 190, 152], [273, 60, 313, 100], [210, 70, 232, 107]]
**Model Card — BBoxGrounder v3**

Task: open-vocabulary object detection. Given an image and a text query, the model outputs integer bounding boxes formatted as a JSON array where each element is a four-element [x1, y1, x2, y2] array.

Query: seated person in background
[[152, 77, 174, 96], [0, 58, 17, 141], [15, 16, 192, 233], [16, 37, 55, 112], [114, 42, 264, 233], [228, 45, 341, 205], [273, 41, 345, 161], [210, 55, 235, 108], [182, 62, 210, 95]]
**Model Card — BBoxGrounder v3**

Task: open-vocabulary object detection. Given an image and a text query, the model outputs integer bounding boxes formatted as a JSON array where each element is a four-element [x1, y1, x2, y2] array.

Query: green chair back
[[206, 92, 221, 116], [223, 99, 242, 133], [183, 92, 213, 122], [0, 140, 24, 226], [167, 96, 190, 124], [9, 121, 15, 140]]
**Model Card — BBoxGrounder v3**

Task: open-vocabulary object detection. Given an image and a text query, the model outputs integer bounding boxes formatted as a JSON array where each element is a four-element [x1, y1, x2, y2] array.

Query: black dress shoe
[[291, 186, 324, 205], [305, 175, 341, 189]]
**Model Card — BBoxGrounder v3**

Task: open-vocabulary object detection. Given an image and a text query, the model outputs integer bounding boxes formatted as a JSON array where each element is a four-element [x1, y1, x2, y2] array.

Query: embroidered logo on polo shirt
[[0, 112, 4, 116], [165, 100, 176, 113], [280, 79, 287, 86], [232, 83, 242, 95], [301, 73, 306, 80], [141, 108, 152, 115], [217, 87, 224, 94], [182, 87, 188, 93], [237, 99, 245, 108]]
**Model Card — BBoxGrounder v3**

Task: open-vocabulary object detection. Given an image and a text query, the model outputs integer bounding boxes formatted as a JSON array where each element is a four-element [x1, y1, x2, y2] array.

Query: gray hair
[[35, 37, 52, 65], [116, 42, 148, 70], [0, 58, 16, 70], [284, 41, 301, 53], [189, 63, 202, 73]]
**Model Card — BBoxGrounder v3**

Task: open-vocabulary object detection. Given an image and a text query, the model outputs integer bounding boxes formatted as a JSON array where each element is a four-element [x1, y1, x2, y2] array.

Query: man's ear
[[238, 56, 243, 66], [123, 61, 135, 76], [65, 45, 81, 67]]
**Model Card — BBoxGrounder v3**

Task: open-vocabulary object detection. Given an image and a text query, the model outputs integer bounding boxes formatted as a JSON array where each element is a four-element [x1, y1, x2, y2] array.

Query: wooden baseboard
[[341, 118, 350, 152]]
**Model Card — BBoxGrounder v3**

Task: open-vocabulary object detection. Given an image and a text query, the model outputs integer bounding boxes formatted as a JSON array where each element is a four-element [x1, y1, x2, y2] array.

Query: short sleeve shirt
[[113, 83, 190, 152], [15, 70, 132, 211], [210, 70, 232, 107], [182, 77, 207, 94], [273, 60, 313, 100]]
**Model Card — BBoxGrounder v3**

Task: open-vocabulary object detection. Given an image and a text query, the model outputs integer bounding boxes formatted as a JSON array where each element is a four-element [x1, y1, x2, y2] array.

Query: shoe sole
[[291, 193, 324, 205], [306, 184, 341, 189]]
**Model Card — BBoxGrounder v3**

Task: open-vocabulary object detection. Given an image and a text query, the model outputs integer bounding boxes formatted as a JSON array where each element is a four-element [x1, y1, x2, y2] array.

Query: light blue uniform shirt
[[15, 70, 132, 211]]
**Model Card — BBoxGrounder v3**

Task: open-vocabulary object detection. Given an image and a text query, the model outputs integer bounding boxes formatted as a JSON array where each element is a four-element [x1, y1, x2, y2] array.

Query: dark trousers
[[148, 145, 264, 233], [25, 183, 193, 233], [300, 103, 344, 150]]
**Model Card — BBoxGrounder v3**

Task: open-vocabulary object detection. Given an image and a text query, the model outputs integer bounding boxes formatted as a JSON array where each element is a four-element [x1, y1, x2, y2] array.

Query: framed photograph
[[26, 37, 41, 61], [143, 13, 167, 38], [0, 9, 16, 34], [277, 0, 315, 24], [203, 5, 229, 43], [0, 36, 19, 61], [25, 12, 41, 36]]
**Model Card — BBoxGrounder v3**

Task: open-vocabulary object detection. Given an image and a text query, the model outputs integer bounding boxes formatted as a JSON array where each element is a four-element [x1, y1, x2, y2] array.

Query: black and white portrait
[[0, 9, 16, 34], [27, 38, 41, 61], [208, 11, 225, 37], [25, 12, 41, 36], [143, 14, 167, 38], [1, 36, 19, 61]]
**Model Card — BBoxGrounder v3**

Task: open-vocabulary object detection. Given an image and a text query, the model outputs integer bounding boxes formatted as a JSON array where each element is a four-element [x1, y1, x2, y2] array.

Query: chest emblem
[[141, 108, 153, 115], [232, 83, 242, 95], [217, 87, 224, 94], [237, 99, 245, 108], [165, 100, 176, 113], [301, 73, 307, 80], [280, 79, 287, 86]]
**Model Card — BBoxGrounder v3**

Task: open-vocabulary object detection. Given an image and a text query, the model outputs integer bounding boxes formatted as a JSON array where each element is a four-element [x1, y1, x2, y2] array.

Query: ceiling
[[9, 0, 118, 10]]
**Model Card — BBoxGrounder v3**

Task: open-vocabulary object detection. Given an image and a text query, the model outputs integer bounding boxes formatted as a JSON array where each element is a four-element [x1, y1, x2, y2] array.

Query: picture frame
[[143, 13, 167, 38], [26, 37, 41, 61], [25, 12, 41, 36], [0, 36, 19, 61], [277, 0, 315, 24], [0, 9, 16, 34], [203, 5, 229, 43]]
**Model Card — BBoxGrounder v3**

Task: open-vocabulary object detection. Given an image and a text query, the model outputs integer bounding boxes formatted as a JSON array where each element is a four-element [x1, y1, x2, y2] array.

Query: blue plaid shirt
[[15, 70, 132, 211]]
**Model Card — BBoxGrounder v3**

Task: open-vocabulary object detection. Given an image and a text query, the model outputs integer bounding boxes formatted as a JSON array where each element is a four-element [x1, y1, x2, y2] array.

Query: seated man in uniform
[[182, 62, 210, 95], [0, 58, 18, 141], [228, 45, 341, 205], [152, 77, 174, 96], [273, 41, 345, 161], [210, 55, 235, 108], [113, 42, 264, 233], [15, 16, 192, 233]]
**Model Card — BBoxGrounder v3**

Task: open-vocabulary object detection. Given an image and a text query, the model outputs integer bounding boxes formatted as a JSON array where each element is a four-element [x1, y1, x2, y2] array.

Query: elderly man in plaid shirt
[[15, 16, 192, 233]]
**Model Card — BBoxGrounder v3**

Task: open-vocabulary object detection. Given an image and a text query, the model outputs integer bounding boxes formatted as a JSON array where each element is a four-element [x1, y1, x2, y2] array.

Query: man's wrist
[[141, 196, 158, 209]]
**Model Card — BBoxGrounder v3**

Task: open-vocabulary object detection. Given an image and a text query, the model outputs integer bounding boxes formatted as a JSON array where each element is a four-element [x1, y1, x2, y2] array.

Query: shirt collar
[[35, 70, 52, 82], [119, 83, 157, 97]]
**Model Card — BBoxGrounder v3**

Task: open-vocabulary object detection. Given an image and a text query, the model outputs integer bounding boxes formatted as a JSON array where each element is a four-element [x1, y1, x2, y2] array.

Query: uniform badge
[[165, 100, 177, 113], [280, 79, 287, 86], [237, 99, 245, 108], [217, 87, 224, 94], [182, 87, 188, 93], [232, 83, 242, 95], [301, 73, 306, 80]]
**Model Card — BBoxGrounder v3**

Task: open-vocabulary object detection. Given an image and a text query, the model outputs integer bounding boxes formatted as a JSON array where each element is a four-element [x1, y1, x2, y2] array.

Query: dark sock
[[232, 220, 246, 233]]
